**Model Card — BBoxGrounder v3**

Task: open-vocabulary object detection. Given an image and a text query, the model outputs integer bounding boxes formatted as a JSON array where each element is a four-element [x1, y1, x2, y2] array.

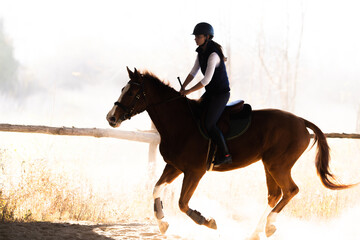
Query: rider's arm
[[182, 53, 220, 95], [182, 56, 200, 90], [200, 52, 220, 86]]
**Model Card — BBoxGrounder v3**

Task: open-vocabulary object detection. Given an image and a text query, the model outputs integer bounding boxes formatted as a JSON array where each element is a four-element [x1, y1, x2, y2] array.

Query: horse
[[106, 67, 355, 239]]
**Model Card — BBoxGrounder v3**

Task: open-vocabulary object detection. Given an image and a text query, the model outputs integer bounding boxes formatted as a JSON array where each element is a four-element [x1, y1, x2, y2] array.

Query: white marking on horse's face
[[106, 83, 131, 127]]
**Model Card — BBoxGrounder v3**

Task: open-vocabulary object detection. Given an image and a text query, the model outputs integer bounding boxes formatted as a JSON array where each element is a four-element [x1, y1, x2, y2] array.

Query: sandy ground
[[2, 214, 360, 240], [0, 221, 182, 240]]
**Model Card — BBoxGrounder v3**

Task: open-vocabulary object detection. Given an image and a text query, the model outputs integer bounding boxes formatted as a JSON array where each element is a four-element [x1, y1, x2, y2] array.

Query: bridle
[[113, 78, 183, 121], [114, 81, 145, 121]]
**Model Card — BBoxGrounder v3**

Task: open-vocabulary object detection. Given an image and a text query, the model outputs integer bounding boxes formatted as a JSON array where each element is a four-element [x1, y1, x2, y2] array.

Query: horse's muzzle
[[107, 116, 120, 128], [109, 116, 116, 123]]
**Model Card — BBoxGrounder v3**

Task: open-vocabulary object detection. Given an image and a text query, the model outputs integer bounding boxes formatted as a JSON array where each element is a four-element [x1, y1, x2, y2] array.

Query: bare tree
[[0, 19, 19, 94], [257, 2, 305, 112]]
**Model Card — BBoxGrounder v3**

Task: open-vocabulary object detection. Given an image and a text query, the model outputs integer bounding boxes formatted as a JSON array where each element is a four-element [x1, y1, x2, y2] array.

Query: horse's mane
[[141, 70, 201, 108], [142, 71, 177, 94]]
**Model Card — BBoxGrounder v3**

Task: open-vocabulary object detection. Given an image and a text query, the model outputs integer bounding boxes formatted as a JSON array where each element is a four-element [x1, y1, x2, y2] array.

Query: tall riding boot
[[210, 127, 232, 167]]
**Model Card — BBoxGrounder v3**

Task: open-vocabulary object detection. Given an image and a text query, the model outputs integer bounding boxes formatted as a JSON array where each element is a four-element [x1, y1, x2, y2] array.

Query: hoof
[[265, 224, 276, 237], [204, 218, 217, 230], [158, 220, 169, 234]]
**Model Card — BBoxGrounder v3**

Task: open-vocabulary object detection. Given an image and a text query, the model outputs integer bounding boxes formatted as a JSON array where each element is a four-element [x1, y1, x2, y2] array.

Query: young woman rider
[[180, 22, 232, 167]]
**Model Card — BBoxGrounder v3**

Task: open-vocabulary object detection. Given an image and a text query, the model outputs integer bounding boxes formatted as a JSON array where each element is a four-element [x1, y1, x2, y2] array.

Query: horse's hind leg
[[263, 161, 299, 237], [153, 164, 182, 234], [250, 166, 282, 240], [178, 171, 217, 229], [264, 166, 282, 208]]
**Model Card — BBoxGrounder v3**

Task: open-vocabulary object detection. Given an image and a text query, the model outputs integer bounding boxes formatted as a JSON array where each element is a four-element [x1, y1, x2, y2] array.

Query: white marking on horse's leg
[[153, 183, 169, 234], [265, 212, 278, 237], [153, 183, 167, 199], [250, 206, 272, 239], [267, 212, 278, 225], [257, 206, 272, 232]]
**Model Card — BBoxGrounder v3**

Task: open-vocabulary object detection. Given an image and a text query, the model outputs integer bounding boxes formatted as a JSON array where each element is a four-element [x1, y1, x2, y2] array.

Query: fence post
[[147, 122, 158, 180]]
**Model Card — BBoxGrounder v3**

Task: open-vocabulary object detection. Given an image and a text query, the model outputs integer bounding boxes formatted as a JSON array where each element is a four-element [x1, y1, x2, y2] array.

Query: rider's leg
[[209, 126, 232, 166], [204, 92, 232, 167]]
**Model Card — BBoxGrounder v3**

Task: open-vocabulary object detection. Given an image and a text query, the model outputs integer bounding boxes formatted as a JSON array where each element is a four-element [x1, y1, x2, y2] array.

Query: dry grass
[[0, 132, 154, 223]]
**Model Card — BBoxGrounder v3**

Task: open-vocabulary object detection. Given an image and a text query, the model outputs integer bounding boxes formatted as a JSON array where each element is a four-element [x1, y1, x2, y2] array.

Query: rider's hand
[[180, 89, 187, 96]]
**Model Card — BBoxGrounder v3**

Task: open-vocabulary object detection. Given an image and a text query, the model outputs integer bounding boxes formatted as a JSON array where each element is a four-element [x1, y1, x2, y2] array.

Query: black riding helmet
[[192, 22, 214, 38]]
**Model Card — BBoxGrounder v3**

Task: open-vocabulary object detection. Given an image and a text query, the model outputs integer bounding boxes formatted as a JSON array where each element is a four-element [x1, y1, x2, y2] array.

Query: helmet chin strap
[[200, 36, 210, 48]]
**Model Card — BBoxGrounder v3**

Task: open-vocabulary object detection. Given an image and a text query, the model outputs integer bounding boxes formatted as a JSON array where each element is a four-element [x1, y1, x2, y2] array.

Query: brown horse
[[106, 67, 355, 239]]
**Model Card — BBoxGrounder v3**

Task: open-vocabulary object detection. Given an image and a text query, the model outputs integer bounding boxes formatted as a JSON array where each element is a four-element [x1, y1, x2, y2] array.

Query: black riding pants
[[201, 91, 230, 154]]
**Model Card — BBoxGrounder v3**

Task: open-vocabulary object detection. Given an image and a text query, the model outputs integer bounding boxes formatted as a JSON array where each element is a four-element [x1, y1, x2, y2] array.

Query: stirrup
[[214, 154, 232, 167]]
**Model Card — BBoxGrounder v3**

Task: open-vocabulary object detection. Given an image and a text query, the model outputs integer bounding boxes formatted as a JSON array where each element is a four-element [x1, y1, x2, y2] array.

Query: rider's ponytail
[[211, 40, 227, 62]]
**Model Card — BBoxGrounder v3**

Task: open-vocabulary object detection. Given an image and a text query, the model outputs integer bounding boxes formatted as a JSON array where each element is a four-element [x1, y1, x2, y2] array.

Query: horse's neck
[[147, 105, 196, 142], [144, 80, 197, 141]]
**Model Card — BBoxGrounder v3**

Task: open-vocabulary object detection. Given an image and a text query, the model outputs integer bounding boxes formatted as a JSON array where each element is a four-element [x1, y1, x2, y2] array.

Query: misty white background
[[0, 0, 359, 132], [1, 2, 360, 239]]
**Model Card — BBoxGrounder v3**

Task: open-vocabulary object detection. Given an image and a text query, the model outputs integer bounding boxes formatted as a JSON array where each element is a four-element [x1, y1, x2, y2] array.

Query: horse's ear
[[133, 68, 142, 81], [127, 66, 134, 79], [127, 66, 142, 81]]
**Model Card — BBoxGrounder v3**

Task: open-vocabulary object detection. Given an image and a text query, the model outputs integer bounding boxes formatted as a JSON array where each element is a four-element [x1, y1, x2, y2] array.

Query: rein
[[114, 78, 184, 121], [147, 95, 183, 108], [177, 77, 196, 122]]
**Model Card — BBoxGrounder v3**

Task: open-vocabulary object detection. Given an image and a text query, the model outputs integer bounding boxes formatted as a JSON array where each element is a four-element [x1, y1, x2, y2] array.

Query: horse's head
[[106, 67, 147, 128]]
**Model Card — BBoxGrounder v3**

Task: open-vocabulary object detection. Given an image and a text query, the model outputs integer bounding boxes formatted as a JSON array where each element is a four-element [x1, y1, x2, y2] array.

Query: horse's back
[[253, 108, 308, 130], [228, 108, 311, 164], [252, 108, 311, 154]]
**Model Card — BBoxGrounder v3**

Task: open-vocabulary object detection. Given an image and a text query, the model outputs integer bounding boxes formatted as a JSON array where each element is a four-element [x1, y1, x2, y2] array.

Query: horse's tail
[[304, 119, 353, 190]]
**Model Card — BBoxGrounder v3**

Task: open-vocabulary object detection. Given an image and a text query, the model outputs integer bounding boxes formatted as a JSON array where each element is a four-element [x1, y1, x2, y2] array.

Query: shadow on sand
[[0, 221, 179, 240]]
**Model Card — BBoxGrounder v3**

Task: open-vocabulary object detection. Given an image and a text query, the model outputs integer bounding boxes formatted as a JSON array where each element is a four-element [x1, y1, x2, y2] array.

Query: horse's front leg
[[153, 164, 182, 234], [179, 171, 217, 230]]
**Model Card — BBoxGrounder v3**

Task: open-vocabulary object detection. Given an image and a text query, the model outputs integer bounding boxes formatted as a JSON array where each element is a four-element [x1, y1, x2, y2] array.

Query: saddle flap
[[219, 103, 252, 140]]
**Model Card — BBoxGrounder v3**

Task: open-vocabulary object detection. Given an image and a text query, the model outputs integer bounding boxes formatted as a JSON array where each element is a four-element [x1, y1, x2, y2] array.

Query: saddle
[[198, 100, 252, 140], [195, 99, 252, 171]]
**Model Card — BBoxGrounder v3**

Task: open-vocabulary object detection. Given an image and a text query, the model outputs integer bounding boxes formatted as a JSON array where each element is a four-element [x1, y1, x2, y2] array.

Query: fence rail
[[0, 124, 160, 144], [1, 124, 360, 140], [317, 133, 360, 139]]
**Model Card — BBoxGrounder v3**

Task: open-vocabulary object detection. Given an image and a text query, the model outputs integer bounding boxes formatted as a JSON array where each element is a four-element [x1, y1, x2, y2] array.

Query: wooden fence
[[0, 123, 359, 173], [0, 123, 161, 177], [1, 124, 360, 141], [0, 124, 160, 143]]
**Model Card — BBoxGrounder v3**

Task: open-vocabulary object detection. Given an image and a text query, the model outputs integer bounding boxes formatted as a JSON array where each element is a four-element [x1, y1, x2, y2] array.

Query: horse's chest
[[159, 142, 176, 159]]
